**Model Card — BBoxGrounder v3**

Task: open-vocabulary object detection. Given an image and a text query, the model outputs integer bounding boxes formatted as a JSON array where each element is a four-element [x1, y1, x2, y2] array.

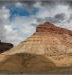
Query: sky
[[0, 0, 72, 45]]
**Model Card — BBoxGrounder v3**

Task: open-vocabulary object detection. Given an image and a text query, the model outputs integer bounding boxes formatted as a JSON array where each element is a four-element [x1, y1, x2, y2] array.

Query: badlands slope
[[0, 22, 72, 74]]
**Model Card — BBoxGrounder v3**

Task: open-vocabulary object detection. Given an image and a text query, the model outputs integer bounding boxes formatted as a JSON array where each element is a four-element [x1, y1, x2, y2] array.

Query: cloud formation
[[0, 1, 72, 45]]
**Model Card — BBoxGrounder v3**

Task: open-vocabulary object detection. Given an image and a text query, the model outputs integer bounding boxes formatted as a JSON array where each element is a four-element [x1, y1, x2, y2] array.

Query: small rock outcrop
[[0, 41, 13, 53]]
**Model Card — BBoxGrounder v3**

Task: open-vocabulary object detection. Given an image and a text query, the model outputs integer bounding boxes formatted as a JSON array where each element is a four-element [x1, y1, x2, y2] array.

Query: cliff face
[[36, 22, 72, 35], [0, 22, 72, 74], [0, 41, 13, 53]]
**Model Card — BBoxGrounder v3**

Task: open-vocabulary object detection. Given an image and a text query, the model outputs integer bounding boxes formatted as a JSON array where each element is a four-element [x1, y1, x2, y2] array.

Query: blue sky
[[6, 4, 39, 21]]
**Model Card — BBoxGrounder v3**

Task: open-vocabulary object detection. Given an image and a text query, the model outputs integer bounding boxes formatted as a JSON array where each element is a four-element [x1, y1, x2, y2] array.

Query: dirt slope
[[0, 22, 72, 74], [0, 53, 56, 74]]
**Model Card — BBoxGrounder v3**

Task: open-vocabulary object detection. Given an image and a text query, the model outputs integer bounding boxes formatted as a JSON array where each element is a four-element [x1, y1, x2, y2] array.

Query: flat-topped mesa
[[36, 22, 72, 35]]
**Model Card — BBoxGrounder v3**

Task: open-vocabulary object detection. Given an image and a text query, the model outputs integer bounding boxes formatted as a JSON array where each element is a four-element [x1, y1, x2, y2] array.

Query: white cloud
[[4, 25, 12, 32], [0, 6, 24, 45], [11, 16, 37, 38], [1, 6, 10, 19], [34, 2, 70, 19], [16, 2, 22, 7], [33, 2, 42, 8], [33, 2, 72, 30]]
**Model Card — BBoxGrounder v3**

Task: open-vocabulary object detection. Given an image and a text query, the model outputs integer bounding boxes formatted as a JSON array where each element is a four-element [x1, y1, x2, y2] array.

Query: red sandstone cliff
[[36, 22, 72, 35]]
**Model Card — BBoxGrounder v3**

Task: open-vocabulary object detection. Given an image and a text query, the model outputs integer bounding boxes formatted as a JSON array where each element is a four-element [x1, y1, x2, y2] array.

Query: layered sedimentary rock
[[0, 22, 72, 74], [0, 41, 13, 53], [0, 53, 56, 74], [36, 22, 72, 35], [5, 22, 72, 57]]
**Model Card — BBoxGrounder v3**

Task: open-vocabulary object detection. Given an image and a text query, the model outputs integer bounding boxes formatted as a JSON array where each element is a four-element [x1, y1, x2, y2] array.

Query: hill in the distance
[[0, 41, 13, 53]]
